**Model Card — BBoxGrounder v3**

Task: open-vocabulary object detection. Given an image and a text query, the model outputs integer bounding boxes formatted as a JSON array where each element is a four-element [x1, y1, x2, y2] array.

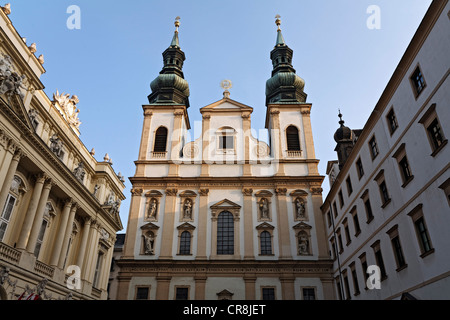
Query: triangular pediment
[[256, 222, 275, 230], [177, 222, 196, 230], [0, 95, 33, 131], [140, 222, 160, 231], [210, 199, 241, 209], [200, 98, 253, 113], [293, 222, 312, 230]]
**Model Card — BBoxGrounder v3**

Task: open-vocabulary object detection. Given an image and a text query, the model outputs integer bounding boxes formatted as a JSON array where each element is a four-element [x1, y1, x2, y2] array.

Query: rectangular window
[[399, 156, 413, 184], [346, 176, 353, 196], [337, 230, 344, 254], [351, 207, 361, 236], [338, 190, 344, 208], [34, 220, 48, 259], [0, 194, 16, 242], [361, 190, 374, 223], [415, 217, 432, 254], [219, 136, 234, 150], [392, 236, 406, 269], [356, 158, 364, 179], [369, 136, 379, 160], [372, 242, 387, 281], [351, 266, 360, 296], [335, 278, 343, 300], [135, 287, 150, 300], [262, 288, 275, 300], [343, 218, 351, 246], [386, 108, 399, 135], [175, 287, 189, 300], [419, 104, 447, 156], [379, 181, 390, 206], [330, 237, 337, 260], [333, 202, 338, 217], [302, 288, 316, 300], [343, 272, 351, 300], [359, 253, 369, 288], [410, 66, 426, 97], [92, 251, 104, 288], [327, 211, 332, 227], [427, 118, 445, 151]]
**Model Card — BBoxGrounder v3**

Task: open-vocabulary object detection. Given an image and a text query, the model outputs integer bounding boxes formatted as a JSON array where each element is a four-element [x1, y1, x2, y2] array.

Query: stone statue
[[73, 162, 85, 182], [148, 199, 157, 218], [0, 54, 26, 99], [298, 234, 309, 255], [295, 198, 306, 219], [183, 199, 192, 219], [53, 90, 82, 129], [49, 134, 63, 158], [93, 185, 100, 197], [110, 200, 120, 215], [259, 198, 269, 219], [144, 233, 155, 255]]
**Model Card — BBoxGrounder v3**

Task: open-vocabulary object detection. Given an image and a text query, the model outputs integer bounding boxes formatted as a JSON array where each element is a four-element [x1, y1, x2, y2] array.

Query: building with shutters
[[115, 17, 334, 300], [0, 4, 125, 300]]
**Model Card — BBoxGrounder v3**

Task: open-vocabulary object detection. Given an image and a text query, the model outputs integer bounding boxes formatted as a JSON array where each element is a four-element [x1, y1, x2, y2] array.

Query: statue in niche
[[73, 162, 85, 182], [147, 199, 157, 219], [259, 198, 269, 219], [93, 185, 100, 198], [298, 232, 310, 255], [49, 134, 63, 158], [143, 233, 155, 255], [295, 198, 306, 219], [183, 198, 192, 219]]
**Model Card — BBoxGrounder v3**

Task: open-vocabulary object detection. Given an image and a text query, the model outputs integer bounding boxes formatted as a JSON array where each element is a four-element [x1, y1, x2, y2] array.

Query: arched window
[[286, 126, 301, 151], [153, 127, 168, 152], [260, 231, 272, 255], [179, 231, 191, 255], [217, 211, 234, 255]]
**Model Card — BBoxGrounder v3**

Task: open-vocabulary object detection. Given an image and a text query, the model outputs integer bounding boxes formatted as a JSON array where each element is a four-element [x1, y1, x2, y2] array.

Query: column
[[26, 179, 53, 254], [275, 187, 292, 259], [17, 173, 47, 250], [270, 109, 285, 176], [242, 188, 254, 260], [301, 107, 319, 175], [194, 275, 207, 300], [159, 188, 178, 259], [58, 203, 78, 269], [311, 187, 329, 259], [244, 274, 257, 300], [168, 110, 184, 177], [280, 274, 295, 299], [196, 188, 209, 260], [0, 148, 23, 213], [242, 113, 252, 176], [49, 199, 73, 266], [99, 240, 115, 291], [81, 220, 100, 282], [76, 217, 92, 269], [122, 188, 143, 259], [155, 274, 172, 300], [200, 114, 211, 177]]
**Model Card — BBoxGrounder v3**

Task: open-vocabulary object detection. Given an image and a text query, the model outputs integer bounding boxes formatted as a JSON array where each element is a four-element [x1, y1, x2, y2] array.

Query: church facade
[[117, 17, 334, 300]]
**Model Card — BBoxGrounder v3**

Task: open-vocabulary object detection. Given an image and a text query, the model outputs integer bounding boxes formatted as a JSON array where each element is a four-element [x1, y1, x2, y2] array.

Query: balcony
[[34, 260, 55, 278], [0, 242, 21, 264], [286, 150, 302, 158], [151, 151, 167, 159]]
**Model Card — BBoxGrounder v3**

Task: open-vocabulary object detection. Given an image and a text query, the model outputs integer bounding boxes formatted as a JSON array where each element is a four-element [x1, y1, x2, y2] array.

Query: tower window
[[286, 126, 301, 151], [153, 127, 168, 152]]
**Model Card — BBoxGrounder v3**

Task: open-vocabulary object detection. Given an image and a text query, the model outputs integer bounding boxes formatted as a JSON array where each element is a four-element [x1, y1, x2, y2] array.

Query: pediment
[[140, 222, 160, 231], [290, 189, 308, 197], [179, 190, 197, 198], [293, 222, 312, 230], [145, 190, 163, 198], [177, 222, 196, 230], [200, 98, 253, 113], [256, 222, 275, 230], [210, 199, 241, 209], [255, 190, 274, 198]]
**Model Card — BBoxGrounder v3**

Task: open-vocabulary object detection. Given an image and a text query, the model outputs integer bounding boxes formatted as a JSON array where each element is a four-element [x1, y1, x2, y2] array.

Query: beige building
[[116, 17, 334, 300], [322, 0, 450, 300], [0, 4, 125, 300]]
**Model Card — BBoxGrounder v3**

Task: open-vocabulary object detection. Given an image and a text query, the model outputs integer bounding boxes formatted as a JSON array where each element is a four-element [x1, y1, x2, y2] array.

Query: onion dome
[[334, 111, 353, 142], [266, 15, 307, 105], [148, 17, 190, 107]]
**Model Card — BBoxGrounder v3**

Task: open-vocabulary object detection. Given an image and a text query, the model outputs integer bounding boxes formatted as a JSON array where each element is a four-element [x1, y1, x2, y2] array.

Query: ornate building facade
[[0, 4, 125, 300], [116, 17, 334, 300], [322, 0, 450, 300]]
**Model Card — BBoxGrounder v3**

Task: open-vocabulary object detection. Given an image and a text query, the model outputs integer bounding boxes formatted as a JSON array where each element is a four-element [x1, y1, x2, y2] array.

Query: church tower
[[117, 17, 334, 301]]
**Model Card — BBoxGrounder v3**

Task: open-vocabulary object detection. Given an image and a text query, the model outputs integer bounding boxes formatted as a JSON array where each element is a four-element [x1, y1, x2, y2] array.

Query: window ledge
[[396, 264, 408, 272], [366, 216, 374, 224], [354, 230, 361, 238], [431, 139, 448, 157], [420, 248, 435, 259], [401, 176, 414, 188], [381, 198, 391, 209]]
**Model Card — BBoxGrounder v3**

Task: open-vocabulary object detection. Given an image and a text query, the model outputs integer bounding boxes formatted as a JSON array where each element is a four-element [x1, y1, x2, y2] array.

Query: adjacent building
[[116, 17, 334, 300], [0, 4, 125, 300], [322, 0, 450, 300]]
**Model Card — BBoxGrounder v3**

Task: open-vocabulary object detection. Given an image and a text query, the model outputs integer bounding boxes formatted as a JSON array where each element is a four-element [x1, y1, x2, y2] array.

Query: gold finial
[[175, 16, 181, 32], [275, 14, 281, 31], [220, 80, 233, 98]]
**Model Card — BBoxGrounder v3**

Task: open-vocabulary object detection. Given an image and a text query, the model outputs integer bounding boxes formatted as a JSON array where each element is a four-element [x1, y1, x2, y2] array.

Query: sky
[[8, 0, 432, 231]]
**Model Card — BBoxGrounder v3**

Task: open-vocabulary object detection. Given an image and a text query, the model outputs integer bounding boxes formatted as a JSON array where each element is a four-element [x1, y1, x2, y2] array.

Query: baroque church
[[117, 17, 334, 300]]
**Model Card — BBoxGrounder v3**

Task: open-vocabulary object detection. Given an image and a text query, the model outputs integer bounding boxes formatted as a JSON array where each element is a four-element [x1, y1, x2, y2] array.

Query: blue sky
[[8, 0, 432, 231]]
